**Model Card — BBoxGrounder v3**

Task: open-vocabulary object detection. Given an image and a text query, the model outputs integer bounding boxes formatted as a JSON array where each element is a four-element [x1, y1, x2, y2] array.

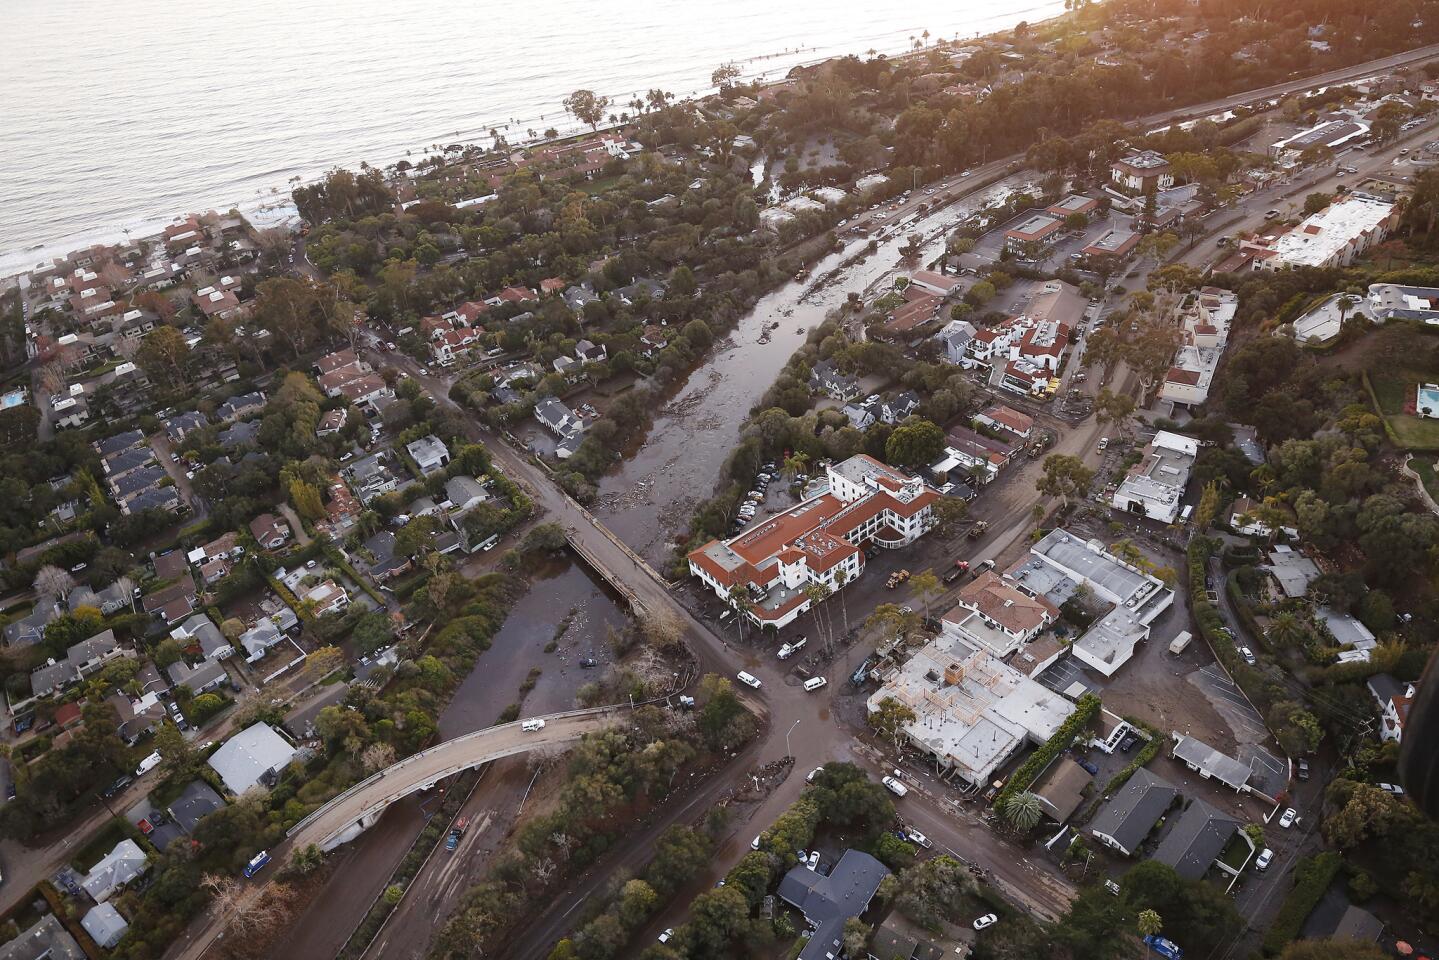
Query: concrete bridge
[[286, 706, 627, 853]]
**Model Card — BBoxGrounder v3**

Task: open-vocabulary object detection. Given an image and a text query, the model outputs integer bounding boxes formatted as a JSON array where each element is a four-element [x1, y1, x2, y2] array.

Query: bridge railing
[[285, 704, 629, 841]]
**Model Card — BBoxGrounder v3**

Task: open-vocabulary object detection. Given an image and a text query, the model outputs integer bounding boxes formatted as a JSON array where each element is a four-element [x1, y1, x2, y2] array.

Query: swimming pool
[[1418, 383, 1439, 418]]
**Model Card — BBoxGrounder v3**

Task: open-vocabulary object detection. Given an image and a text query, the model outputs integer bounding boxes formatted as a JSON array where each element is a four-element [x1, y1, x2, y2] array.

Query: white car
[[520, 718, 546, 732], [803, 676, 828, 692], [751, 834, 763, 850], [881, 775, 908, 798], [1278, 807, 1298, 828], [736, 671, 762, 689], [904, 827, 933, 849], [658, 929, 674, 943], [1377, 782, 1405, 795], [806, 766, 825, 783], [973, 914, 999, 931], [1240, 646, 1257, 665], [1255, 848, 1274, 871], [806, 850, 820, 870], [1097, 437, 1110, 451]]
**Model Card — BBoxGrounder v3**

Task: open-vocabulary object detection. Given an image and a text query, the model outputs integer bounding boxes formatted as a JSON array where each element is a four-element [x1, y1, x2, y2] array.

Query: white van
[[1168, 631, 1194, 655], [521, 718, 546, 732], [803, 677, 828, 692], [135, 751, 162, 777], [882, 774, 909, 797], [736, 671, 762, 689]]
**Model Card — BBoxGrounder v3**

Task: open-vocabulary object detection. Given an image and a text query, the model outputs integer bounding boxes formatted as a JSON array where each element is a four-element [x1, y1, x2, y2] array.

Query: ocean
[[0, 0, 1063, 277]]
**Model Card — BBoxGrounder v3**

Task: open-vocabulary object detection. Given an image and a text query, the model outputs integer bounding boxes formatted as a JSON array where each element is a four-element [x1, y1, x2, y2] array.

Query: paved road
[[287, 707, 626, 853]]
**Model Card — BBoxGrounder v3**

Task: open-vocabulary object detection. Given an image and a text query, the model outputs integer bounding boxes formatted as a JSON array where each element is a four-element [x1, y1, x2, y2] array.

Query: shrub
[[1262, 852, 1342, 954]]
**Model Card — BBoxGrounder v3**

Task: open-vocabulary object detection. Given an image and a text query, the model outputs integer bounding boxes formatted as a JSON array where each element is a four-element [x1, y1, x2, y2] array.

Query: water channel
[[593, 172, 1039, 566]]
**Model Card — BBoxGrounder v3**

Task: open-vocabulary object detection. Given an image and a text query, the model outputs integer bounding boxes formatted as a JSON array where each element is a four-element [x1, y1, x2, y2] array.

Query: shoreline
[[0, 2, 1069, 283]]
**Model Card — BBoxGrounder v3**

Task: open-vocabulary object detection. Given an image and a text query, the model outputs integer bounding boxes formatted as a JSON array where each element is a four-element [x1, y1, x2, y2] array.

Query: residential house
[[444, 475, 489, 514], [575, 339, 607, 365], [81, 838, 149, 902], [885, 291, 943, 336], [936, 319, 976, 366], [346, 453, 400, 502], [82, 903, 130, 950], [302, 579, 349, 615], [163, 411, 208, 443], [218, 419, 259, 450], [841, 395, 881, 430], [188, 531, 243, 583], [317, 408, 348, 437], [363, 530, 411, 583], [808, 359, 861, 402], [941, 571, 1059, 658], [406, 435, 450, 475], [239, 620, 285, 662], [316, 349, 393, 409], [1152, 798, 1241, 881], [1368, 674, 1415, 743], [31, 629, 125, 697], [1367, 282, 1439, 323], [1111, 431, 1198, 524], [1171, 734, 1254, 794], [216, 391, 265, 423], [3, 602, 61, 647], [167, 780, 227, 833], [91, 428, 146, 458], [1, 915, 83, 960], [167, 657, 228, 694], [975, 404, 1034, 441], [1030, 758, 1093, 823], [534, 396, 584, 438], [1089, 768, 1180, 855], [208, 722, 298, 794], [142, 576, 199, 625], [1161, 287, 1237, 408], [249, 512, 292, 550], [880, 392, 920, 425], [777, 850, 890, 960], [173, 613, 232, 661]]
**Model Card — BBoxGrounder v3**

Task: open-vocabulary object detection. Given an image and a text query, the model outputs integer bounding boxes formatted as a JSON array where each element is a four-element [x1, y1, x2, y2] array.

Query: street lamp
[[786, 719, 801, 759]]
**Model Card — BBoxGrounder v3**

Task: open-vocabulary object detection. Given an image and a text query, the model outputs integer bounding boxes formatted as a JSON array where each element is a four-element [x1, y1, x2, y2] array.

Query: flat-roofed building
[[1111, 431, 1198, 524], [1246, 194, 1397, 270]]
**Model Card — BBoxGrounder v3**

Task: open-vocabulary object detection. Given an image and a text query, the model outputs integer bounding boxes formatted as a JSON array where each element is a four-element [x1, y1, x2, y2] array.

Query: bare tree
[[114, 575, 136, 612], [361, 741, 396, 773], [33, 565, 75, 603]]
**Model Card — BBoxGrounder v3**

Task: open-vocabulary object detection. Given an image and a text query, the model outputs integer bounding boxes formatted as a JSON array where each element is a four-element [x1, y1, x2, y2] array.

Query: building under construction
[[867, 632, 1075, 791]]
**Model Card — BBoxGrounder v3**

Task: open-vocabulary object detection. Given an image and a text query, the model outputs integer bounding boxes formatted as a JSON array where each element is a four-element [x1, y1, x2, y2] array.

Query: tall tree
[[563, 89, 611, 132]]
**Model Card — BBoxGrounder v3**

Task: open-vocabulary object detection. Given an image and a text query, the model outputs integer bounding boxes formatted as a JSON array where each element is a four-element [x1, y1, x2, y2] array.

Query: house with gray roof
[[444, 475, 488, 513], [124, 485, 182, 516], [164, 411, 208, 443], [82, 902, 129, 949], [173, 613, 231, 661], [1171, 734, 1253, 794], [4, 602, 61, 647], [82, 838, 149, 902], [93, 429, 146, 458], [534, 396, 583, 439], [809, 359, 861, 401], [0, 915, 83, 960], [1089, 767, 1180, 856], [101, 446, 157, 480], [168, 780, 228, 833], [208, 722, 297, 795], [217, 391, 265, 423], [1153, 798, 1241, 880], [167, 658, 228, 695], [405, 435, 450, 475], [777, 849, 890, 960], [239, 620, 284, 662], [218, 419, 260, 449]]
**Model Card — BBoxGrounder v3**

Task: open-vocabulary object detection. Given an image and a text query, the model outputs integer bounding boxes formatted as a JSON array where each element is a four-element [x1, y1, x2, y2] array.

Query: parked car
[[1255, 848, 1274, 871], [806, 766, 825, 783], [1239, 646, 1257, 666], [1076, 758, 1099, 775], [806, 850, 820, 870], [1377, 782, 1405, 795], [904, 827, 933, 849], [973, 914, 999, 931], [1278, 807, 1298, 828], [1097, 437, 1110, 451], [803, 676, 828, 692], [751, 835, 763, 850], [882, 774, 909, 797], [243, 851, 272, 878], [736, 671, 762, 689], [658, 929, 674, 944], [520, 718, 546, 732], [1296, 759, 1310, 781]]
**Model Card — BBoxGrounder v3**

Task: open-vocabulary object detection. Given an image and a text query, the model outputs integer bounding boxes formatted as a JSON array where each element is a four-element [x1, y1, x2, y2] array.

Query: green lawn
[[72, 818, 130, 871], [1412, 455, 1439, 503], [1368, 370, 1439, 451]]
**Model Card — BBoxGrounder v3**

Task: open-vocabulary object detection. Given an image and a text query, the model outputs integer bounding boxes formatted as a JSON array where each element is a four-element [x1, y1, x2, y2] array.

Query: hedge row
[[1261, 851, 1342, 955], [994, 692, 1102, 808]]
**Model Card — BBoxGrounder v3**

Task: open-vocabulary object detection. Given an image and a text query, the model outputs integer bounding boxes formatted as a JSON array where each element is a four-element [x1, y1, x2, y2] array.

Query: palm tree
[[783, 452, 811, 482], [1267, 611, 1306, 649], [1336, 294, 1356, 330], [1137, 909, 1163, 939], [1000, 791, 1043, 833], [804, 581, 835, 653]]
